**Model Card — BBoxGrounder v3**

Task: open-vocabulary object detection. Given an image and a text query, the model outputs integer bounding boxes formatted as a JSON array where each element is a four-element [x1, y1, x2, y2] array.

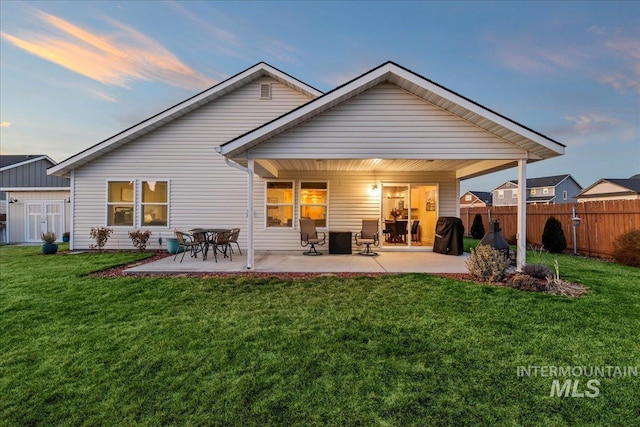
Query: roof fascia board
[[1, 187, 70, 191], [0, 155, 55, 172], [49, 62, 321, 176]]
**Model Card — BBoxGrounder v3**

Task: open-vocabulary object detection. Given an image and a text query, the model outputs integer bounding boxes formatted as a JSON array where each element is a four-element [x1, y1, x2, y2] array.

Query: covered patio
[[124, 250, 470, 275]]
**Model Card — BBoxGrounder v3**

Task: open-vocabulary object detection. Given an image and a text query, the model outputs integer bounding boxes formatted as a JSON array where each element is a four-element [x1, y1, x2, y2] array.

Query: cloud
[[0, 121, 11, 128], [564, 113, 619, 134], [1, 9, 214, 91]]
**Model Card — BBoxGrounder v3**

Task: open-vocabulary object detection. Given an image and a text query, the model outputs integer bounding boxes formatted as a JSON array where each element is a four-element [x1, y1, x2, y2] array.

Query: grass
[[1, 244, 638, 426]]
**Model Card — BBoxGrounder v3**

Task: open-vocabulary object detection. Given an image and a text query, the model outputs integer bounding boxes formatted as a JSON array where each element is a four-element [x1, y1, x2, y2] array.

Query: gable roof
[[576, 177, 640, 198], [219, 61, 565, 164], [464, 191, 493, 204], [0, 155, 56, 171], [48, 63, 322, 177]]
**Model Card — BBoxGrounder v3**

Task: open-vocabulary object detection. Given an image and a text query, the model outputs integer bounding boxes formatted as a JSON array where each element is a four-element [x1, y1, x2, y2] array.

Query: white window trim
[[140, 179, 170, 227], [299, 181, 329, 230], [498, 190, 504, 199], [106, 180, 135, 227], [265, 180, 294, 229], [563, 190, 568, 200]]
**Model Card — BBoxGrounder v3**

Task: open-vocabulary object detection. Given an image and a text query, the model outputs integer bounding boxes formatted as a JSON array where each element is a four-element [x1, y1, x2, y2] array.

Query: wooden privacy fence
[[461, 199, 640, 259]]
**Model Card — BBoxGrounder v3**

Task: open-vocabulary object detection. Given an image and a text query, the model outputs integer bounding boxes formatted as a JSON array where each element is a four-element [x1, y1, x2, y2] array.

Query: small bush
[[470, 214, 485, 239], [541, 216, 567, 254], [90, 227, 113, 252], [612, 230, 640, 267], [522, 263, 553, 280], [465, 244, 509, 282], [508, 273, 547, 292], [41, 231, 57, 244], [129, 229, 152, 253]]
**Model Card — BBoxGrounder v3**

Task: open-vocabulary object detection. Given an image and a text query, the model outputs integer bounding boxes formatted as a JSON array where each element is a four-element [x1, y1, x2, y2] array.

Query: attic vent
[[260, 83, 272, 100]]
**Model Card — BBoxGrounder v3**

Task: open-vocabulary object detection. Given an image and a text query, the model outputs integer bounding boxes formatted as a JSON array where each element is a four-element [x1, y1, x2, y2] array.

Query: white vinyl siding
[[71, 77, 311, 250], [248, 83, 528, 160], [251, 170, 457, 251]]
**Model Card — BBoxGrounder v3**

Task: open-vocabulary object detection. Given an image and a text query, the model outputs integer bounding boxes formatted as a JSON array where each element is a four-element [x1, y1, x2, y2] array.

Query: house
[[492, 174, 581, 206], [1, 155, 70, 243], [575, 175, 640, 202], [460, 191, 493, 208], [49, 61, 565, 270]]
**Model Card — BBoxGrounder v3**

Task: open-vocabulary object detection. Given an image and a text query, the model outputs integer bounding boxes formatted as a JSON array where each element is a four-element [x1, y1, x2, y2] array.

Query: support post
[[516, 159, 527, 272], [223, 156, 254, 269]]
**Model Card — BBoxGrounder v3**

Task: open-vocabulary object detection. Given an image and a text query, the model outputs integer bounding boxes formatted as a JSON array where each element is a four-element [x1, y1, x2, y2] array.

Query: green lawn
[[1, 244, 638, 426]]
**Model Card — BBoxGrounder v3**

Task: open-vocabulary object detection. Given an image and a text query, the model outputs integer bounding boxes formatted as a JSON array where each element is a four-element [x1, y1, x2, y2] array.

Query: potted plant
[[62, 231, 70, 243], [41, 231, 58, 255]]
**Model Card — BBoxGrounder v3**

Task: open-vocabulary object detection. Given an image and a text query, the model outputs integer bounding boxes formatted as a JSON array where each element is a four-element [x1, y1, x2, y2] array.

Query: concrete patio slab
[[125, 250, 469, 275]]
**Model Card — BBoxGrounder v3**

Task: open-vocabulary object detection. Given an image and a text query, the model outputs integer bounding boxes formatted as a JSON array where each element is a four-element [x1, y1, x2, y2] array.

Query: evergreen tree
[[470, 214, 485, 239], [541, 216, 567, 253]]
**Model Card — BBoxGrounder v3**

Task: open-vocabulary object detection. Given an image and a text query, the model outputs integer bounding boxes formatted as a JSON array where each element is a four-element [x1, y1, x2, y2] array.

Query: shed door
[[26, 202, 63, 242]]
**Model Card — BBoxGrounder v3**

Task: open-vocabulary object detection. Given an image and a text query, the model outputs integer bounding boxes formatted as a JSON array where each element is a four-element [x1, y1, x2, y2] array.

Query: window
[[465, 194, 472, 201], [531, 189, 537, 195], [141, 181, 168, 226], [300, 182, 327, 228], [512, 189, 518, 198], [266, 182, 293, 227], [498, 190, 504, 199], [543, 187, 549, 195], [107, 181, 134, 226], [563, 190, 568, 200]]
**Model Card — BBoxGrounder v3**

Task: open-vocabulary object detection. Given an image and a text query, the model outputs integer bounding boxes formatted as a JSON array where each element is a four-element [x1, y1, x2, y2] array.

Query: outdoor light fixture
[[571, 206, 581, 255], [9, 198, 18, 204], [371, 183, 378, 191]]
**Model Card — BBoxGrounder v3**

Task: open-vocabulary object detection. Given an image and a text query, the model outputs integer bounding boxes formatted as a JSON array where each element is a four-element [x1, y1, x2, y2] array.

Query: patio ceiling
[[244, 158, 517, 180]]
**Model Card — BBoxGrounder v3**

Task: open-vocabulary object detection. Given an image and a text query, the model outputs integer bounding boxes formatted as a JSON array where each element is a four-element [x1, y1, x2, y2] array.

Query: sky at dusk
[[1, 1, 638, 194]]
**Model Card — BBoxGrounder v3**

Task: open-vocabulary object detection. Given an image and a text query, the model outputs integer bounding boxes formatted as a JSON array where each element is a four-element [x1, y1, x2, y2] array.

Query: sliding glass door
[[381, 183, 438, 248]]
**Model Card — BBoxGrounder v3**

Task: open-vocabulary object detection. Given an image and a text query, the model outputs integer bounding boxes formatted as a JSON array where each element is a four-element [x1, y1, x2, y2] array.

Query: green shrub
[[541, 216, 567, 254], [508, 273, 547, 292], [522, 263, 553, 280], [89, 227, 113, 252], [612, 230, 640, 267], [128, 229, 152, 253], [465, 244, 508, 282], [470, 214, 485, 239]]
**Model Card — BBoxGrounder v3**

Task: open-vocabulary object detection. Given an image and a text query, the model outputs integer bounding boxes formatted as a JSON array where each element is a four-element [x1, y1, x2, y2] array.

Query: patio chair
[[174, 231, 204, 263], [411, 220, 420, 243], [300, 218, 325, 255], [355, 219, 379, 256], [394, 220, 408, 243], [210, 229, 232, 263], [228, 228, 242, 255]]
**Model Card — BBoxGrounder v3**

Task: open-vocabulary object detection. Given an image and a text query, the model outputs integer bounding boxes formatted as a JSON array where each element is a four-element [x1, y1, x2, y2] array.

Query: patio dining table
[[188, 228, 231, 260]]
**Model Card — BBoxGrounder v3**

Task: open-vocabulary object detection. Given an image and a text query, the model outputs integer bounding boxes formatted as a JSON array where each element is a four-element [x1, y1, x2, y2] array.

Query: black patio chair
[[173, 231, 204, 263]]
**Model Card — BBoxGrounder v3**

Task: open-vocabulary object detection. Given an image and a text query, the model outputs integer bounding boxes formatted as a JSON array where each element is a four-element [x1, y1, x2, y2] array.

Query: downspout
[[218, 150, 254, 269]]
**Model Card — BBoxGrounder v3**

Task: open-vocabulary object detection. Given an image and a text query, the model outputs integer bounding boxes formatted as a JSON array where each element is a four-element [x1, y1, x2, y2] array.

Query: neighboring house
[[575, 175, 640, 202], [1, 155, 70, 243], [460, 191, 492, 208], [492, 174, 581, 206], [49, 61, 565, 269]]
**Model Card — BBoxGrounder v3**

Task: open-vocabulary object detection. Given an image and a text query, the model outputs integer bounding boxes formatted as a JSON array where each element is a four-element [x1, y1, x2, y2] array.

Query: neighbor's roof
[[48, 63, 323, 177], [467, 191, 493, 203], [497, 174, 579, 191], [576, 177, 640, 198], [219, 61, 566, 161], [0, 155, 56, 171]]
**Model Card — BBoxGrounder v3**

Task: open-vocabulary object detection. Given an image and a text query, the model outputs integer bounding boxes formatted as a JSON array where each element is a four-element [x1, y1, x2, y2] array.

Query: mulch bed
[[88, 252, 589, 296]]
